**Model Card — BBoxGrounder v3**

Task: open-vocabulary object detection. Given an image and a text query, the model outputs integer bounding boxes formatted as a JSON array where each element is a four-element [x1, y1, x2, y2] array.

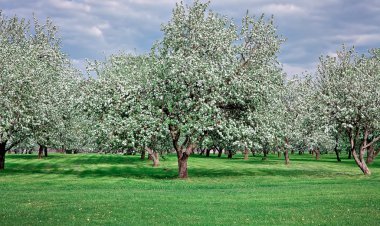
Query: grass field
[[1, 152, 380, 225]]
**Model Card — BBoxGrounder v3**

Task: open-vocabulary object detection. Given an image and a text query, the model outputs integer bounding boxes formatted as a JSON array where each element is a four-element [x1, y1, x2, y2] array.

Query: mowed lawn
[[1, 152, 380, 225]]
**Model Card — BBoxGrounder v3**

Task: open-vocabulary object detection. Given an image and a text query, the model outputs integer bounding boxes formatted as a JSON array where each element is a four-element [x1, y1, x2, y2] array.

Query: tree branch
[[363, 135, 380, 149], [181, 135, 191, 150], [185, 143, 194, 156], [5, 139, 23, 152]]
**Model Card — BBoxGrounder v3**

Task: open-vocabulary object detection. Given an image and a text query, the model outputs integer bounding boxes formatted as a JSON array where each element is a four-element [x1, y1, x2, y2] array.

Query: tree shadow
[[4, 153, 64, 160], [69, 154, 144, 165], [2, 153, 377, 179]]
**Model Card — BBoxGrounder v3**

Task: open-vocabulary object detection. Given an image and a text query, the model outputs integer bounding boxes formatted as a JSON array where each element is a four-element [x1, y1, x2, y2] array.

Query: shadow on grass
[[224, 153, 380, 167], [0, 154, 379, 179], [4, 163, 179, 179], [4, 154, 64, 160]]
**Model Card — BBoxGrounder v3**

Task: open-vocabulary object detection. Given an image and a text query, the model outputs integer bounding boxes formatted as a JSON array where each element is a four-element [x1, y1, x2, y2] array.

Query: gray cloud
[[1, 0, 379, 75]]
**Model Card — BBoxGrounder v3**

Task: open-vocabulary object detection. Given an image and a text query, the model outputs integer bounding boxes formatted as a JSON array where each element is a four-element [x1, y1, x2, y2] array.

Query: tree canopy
[[1, 2, 380, 177]]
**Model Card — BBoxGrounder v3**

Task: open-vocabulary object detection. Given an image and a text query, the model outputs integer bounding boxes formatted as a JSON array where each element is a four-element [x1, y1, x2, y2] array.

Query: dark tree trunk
[[206, 149, 210, 157], [44, 147, 48, 157], [291, 150, 294, 155], [284, 138, 290, 165], [140, 150, 146, 160], [0, 142, 6, 170], [298, 151, 303, 155], [244, 149, 249, 160], [349, 129, 357, 161], [38, 145, 44, 159], [366, 144, 379, 165], [217, 148, 222, 158], [277, 152, 281, 158], [334, 148, 341, 162], [262, 150, 268, 160], [366, 145, 374, 164], [227, 150, 233, 159], [334, 135, 341, 162], [251, 149, 256, 157]]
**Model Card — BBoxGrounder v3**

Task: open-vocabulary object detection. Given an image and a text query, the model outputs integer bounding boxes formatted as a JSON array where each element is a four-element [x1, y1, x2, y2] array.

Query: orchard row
[[1, 2, 379, 177]]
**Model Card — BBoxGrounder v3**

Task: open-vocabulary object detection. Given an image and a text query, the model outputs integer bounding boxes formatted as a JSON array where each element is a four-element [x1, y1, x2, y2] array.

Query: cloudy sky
[[1, 0, 379, 75]]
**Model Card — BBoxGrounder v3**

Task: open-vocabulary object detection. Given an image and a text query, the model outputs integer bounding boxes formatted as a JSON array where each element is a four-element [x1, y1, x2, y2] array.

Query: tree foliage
[[1, 2, 380, 177], [0, 12, 82, 168], [316, 46, 380, 174]]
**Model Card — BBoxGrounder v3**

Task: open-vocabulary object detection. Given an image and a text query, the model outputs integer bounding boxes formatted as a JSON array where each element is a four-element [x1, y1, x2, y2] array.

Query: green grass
[[1, 152, 380, 225]]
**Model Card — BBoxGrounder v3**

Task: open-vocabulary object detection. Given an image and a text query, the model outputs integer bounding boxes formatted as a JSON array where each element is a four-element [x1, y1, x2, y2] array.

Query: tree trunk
[[145, 147, 160, 167], [315, 149, 320, 160], [206, 149, 210, 157], [291, 150, 294, 154], [227, 150, 233, 159], [152, 152, 160, 167], [44, 147, 48, 157], [366, 145, 379, 164], [262, 150, 268, 160], [334, 135, 341, 162], [366, 147, 373, 164], [348, 149, 352, 159], [251, 149, 256, 157], [169, 125, 192, 179], [277, 152, 281, 158], [350, 129, 371, 175], [334, 149, 341, 162], [284, 138, 290, 165], [284, 149, 290, 165], [0, 142, 6, 170], [217, 149, 222, 158], [352, 148, 371, 175], [360, 162, 371, 175], [140, 150, 146, 160], [244, 149, 249, 160], [178, 153, 189, 178], [38, 145, 44, 159]]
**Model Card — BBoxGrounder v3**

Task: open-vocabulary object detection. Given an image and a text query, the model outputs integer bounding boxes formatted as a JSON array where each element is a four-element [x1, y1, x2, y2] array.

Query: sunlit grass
[[1, 152, 379, 225]]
